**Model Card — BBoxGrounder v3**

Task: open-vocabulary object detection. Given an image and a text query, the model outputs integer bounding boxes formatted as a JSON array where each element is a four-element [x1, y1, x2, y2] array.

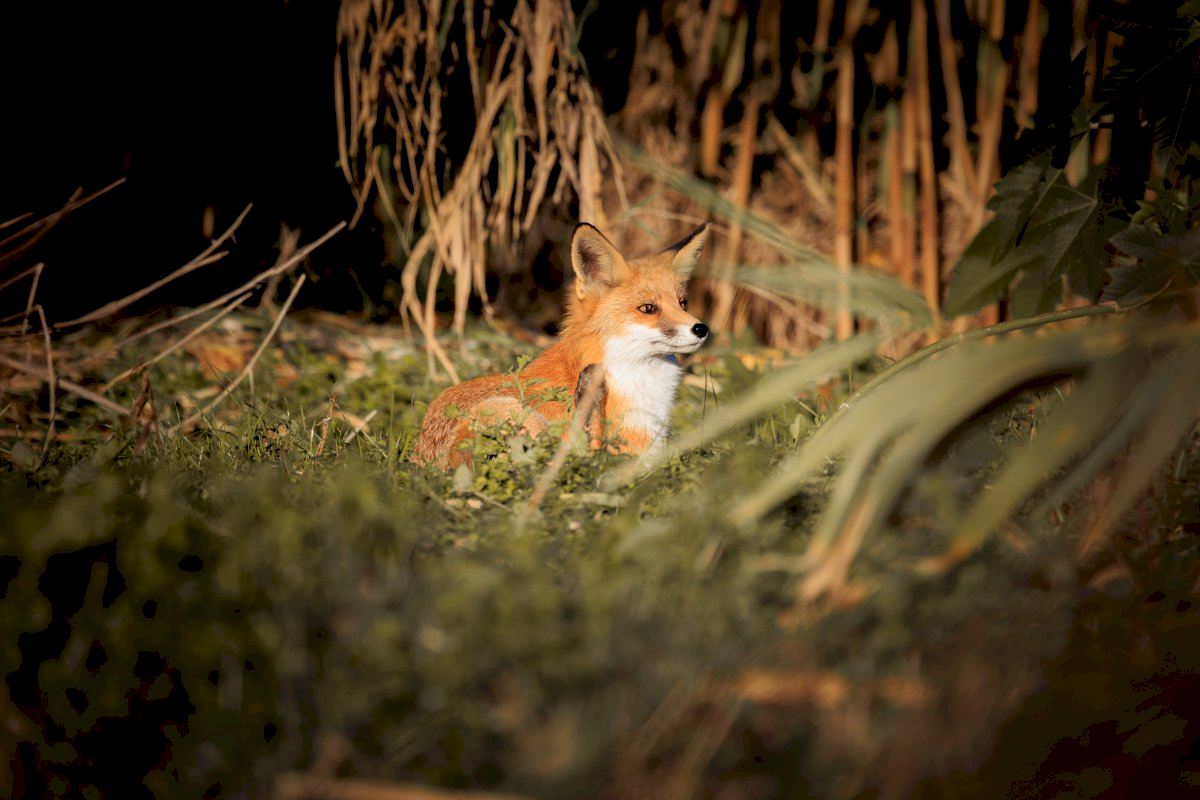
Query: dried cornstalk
[[934, 0, 978, 195], [337, 0, 619, 374], [834, 44, 856, 340], [1017, 0, 1041, 130], [911, 0, 942, 318]]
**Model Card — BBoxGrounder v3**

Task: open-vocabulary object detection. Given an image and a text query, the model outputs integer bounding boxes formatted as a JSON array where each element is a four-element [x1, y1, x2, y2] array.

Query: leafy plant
[[945, 1, 1200, 317]]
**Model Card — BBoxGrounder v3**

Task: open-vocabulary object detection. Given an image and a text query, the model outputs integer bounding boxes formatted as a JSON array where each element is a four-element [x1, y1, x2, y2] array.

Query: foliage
[[945, 2, 1200, 317], [3, 311, 1199, 798]]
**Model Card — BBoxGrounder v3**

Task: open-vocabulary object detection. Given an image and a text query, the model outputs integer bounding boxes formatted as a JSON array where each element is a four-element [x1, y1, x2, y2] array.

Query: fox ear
[[664, 222, 710, 279], [571, 223, 626, 296]]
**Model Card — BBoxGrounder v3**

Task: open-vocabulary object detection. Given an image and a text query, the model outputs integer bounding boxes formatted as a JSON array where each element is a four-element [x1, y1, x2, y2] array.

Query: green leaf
[[1102, 223, 1200, 306], [1101, 259, 1173, 307], [947, 162, 1116, 317], [944, 156, 1061, 316], [1009, 268, 1062, 320]]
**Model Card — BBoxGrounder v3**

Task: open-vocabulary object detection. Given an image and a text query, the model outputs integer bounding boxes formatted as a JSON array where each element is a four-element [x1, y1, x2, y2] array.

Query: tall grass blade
[[622, 141, 934, 331], [933, 353, 1136, 568], [602, 333, 882, 490], [729, 320, 1154, 542], [1077, 350, 1200, 557]]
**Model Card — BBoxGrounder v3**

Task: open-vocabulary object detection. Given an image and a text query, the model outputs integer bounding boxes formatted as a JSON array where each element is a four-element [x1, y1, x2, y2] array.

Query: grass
[[4, 311, 1199, 799]]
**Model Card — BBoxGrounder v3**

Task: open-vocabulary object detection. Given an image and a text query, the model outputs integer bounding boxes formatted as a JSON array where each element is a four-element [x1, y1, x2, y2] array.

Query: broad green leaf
[[1009, 269, 1063, 320], [946, 154, 1117, 318], [1102, 223, 1200, 306], [1079, 354, 1200, 556], [944, 156, 1061, 316], [729, 316, 1198, 570], [1101, 259, 1174, 308]]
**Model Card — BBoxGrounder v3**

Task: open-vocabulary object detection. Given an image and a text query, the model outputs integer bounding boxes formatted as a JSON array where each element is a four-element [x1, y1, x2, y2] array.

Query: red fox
[[412, 222, 711, 468]]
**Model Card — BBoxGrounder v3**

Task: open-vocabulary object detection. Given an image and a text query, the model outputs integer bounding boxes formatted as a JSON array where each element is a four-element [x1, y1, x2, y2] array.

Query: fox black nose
[[691, 322, 709, 339]]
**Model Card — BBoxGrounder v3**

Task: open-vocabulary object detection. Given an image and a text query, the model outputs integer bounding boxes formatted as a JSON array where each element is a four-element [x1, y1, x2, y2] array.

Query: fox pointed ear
[[571, 223, 626, 296], [664, 222, 710, 279]]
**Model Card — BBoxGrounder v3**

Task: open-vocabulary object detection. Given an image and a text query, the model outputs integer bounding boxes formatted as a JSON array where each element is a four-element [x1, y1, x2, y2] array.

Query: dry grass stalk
[[0, 262, 43, 298], [169, 274, 307, 435], [31, 305, 55, 467], [934, 0, 978, 195], [325, 0, 1128, 353], [767, 116, 832, 215], [0, 179, 126, 271], [58, 204, 252, 329], [899, 89, 920, 288], [814, 0, 836, 53], [337, 0, 619, 369], [9, 264, 45, 338], [2, 190, 343, 450], [712, 94, 763, 335], [911, 0, 942, 319], [102, 221, 344, 357], [0, 352, 131, 418], [699, 0, 741, 177], [989, 0, 1006, 41], [885, 104, 908, 285], [100, 292, 253, 392], [834, 45, 856, 340], [1092, 30, 1117, 165], [974, 42, 1011, 208], [613, 681, 741, 800], [1017, 0, 1041, 130]]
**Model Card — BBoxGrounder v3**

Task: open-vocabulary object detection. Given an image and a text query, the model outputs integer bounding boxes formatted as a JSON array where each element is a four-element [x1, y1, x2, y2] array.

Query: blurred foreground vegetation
[[3, 311, 1199, 798]]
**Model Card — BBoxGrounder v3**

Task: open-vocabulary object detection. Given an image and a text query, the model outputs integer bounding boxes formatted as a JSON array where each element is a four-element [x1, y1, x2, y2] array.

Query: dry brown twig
[[170, 277, 309, 438], [101, 221, 344, 356], [31, 305, 56, 466], [0, 352, 132, 418], [169, 274, 307, 435], [10, 264, 45, 338], [100, 292, 253, 393], [0, 179, 126, 270], [312, 396, 336, 457], [58, 204, 252, 329], [130, 370, 158, 455]]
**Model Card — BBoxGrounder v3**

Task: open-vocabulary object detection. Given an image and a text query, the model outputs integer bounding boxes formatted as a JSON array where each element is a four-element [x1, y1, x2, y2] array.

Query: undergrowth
[[3, 319, 1198, 799]]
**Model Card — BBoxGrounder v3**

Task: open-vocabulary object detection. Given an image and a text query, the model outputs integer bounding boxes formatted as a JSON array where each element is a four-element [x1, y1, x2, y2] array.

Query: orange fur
[[413, 222, 710, 469]]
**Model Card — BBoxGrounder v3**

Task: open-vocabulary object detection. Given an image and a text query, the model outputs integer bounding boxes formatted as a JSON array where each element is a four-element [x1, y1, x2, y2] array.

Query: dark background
[[0, 0, 1110, 325], [0, 0, 646, 324], [1, 1, 381, 321]]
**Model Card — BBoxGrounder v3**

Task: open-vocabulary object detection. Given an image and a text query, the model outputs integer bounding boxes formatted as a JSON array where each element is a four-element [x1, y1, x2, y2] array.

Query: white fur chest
[[603, 334, 682, 450]]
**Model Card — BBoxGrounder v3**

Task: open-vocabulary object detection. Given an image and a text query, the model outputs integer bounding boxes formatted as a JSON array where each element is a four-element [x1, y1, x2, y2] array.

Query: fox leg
[[574, 363, 607, 450]]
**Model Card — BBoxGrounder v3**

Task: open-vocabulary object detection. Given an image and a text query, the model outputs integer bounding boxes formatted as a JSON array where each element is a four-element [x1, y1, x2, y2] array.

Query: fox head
[[564, 222, 711, 358]]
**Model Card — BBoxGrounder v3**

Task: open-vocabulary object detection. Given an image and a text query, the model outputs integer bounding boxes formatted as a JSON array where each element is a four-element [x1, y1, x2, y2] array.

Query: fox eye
[[679, 298, 688, 310], [637, 303, 659, 314]]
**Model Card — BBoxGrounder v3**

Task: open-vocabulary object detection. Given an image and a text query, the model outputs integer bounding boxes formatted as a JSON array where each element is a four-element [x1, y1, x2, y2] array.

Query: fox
[[412, 221, 711, 469]]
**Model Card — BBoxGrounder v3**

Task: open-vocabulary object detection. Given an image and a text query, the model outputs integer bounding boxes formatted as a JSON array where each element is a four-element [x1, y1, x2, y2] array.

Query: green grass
[[3, 316, 1199, 799]]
